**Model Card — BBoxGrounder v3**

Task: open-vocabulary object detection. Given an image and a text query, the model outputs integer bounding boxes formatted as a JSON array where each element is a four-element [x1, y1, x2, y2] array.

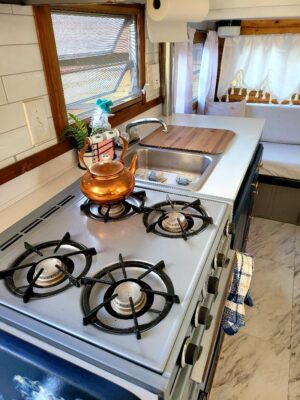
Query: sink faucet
[[125, 118, 168, 138]]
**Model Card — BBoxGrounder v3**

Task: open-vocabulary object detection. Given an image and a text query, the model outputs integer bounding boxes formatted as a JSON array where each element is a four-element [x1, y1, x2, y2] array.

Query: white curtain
[[173, 27, 195, 114], [197, 31, 219, 114], [217, 34, 300, 102]]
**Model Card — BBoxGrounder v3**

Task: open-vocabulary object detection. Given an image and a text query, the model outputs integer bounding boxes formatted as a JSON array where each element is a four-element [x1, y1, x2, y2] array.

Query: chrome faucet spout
[[125, 118, 168, 137]]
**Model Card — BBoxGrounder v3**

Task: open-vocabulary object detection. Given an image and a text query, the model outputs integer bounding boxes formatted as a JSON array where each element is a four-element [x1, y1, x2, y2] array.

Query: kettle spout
[[129, 153, 138, 175]]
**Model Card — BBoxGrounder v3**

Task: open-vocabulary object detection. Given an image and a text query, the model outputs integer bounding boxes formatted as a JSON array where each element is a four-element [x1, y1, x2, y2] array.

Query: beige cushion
[[245, 104, 300, 145], [261, 142, 300, 180], [205, 100, 246, 117]]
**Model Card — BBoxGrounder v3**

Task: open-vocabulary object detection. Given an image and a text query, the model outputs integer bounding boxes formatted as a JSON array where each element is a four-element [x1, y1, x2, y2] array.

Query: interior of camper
[[0, 1, 299, 399]]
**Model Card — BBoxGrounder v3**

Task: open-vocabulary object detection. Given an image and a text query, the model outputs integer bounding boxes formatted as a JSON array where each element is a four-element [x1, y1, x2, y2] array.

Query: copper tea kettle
[[79, 130, 137, 205]]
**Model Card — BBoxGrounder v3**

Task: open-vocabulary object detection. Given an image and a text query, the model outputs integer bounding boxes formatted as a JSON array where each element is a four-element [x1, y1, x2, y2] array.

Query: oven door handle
[[191, 249, 235, 385]]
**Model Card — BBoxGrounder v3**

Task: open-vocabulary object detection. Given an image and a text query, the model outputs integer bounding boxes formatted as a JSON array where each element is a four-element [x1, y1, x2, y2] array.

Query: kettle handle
[[119, 136, 129, 165], [79, 138, 91, 170]]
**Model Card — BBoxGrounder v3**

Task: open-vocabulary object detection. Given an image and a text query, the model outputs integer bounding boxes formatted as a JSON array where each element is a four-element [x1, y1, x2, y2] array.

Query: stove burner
[[101, 203, 126, 218], [142, 195, 213, 240], [111, 281, 147, 316], [0, 232, 96, 302], [81, 254, 180, 339], [103, 278, 154, 320], [161, 211, 189, 233], [32, 258, 67, 287], [80, 191, 146, 222]]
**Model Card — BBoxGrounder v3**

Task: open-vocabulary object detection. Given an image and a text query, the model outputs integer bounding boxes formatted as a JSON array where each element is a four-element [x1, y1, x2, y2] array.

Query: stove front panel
[[0, 184, 228, 374]]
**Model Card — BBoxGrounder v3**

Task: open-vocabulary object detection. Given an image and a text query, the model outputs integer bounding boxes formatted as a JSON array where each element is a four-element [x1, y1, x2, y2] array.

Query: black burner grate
[[80, 191, 146, 222], [0, 232, 96, 302], [142, 195, 213, 240], [81, 254, 180, 340]]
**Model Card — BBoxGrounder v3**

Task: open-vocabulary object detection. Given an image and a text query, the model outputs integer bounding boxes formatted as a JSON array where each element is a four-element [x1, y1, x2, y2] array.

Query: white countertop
[[0, 113, 264, 233]]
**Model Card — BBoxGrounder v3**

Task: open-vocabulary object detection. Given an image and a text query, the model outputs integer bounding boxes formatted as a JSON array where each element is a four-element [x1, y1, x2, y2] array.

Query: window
[[2, 4, 162, 185], [51, 11, 140, 119], [34, 4, 161, 141], [217, 25, 300, 106]]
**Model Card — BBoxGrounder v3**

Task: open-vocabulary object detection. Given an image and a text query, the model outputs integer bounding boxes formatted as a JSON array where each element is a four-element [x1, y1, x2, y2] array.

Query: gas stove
[[0, 181, 233, 400]]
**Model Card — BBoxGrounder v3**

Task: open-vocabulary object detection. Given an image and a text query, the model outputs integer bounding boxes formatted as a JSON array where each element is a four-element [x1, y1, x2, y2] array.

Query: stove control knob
[[180, 337, 201, 368], [207, 276, 219, 295], [215, 253, 226, 268], [194, 303, 210, 328], [225, 222, 235, 236]]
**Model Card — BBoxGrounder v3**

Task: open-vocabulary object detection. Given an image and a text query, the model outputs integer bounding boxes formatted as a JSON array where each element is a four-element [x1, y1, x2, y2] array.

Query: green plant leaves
[[62, 113, 89, 150]]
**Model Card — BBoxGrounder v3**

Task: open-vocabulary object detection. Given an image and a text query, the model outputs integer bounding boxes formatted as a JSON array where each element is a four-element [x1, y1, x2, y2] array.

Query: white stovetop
[[0, 113, 264, 233], [0, 184, 228, 373]]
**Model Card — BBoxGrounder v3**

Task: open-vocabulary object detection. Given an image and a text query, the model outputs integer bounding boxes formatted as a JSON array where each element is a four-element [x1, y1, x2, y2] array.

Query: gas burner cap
[[34, 258, 66, 287], [142, 198, 213, 240], [162, 212, 189, 233], [101, 203, 126, 218], [111, 281, 146, 315]]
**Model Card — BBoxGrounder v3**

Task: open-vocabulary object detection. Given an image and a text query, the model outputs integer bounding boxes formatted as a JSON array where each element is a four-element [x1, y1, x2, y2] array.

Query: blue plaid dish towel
[[222, 252, 254, 336]]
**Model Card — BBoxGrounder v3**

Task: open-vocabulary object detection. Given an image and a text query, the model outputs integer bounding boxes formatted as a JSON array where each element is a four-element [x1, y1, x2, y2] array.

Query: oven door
[[191, 249, 235, 389], [0, 329, 139, 400]]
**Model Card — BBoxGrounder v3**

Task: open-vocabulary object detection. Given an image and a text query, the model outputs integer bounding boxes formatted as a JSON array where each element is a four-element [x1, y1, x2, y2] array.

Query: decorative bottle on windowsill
[[89, 98, 115, 163], [62, 99, 115, 170]]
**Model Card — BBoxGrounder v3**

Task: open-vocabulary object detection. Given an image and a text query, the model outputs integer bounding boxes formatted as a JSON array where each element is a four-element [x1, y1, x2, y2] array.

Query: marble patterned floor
[[210, 217, 300, 400]]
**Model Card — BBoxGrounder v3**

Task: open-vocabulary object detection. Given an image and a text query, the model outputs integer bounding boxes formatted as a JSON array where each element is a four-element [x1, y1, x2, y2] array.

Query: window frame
[[35, 3, 147, 137], [51, 9, 143, 120], [0, 4, 162, 185]]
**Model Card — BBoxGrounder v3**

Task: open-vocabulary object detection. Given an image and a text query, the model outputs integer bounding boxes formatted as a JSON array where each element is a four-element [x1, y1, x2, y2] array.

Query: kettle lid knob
[[101, 154, 111, 163]]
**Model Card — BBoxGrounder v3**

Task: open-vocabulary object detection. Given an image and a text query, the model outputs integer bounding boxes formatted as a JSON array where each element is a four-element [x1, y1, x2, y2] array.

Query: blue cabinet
[[232, 144, 263, 251]]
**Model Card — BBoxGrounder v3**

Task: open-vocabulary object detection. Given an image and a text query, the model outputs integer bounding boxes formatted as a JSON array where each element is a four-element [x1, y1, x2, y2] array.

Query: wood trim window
[[0, 4, 162, 185], [217, 19, 300, 106], [34, 3, 152, 135]]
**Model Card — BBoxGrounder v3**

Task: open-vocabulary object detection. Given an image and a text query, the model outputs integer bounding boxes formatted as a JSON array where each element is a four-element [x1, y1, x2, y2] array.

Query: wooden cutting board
[[139, 125, 235, 154]]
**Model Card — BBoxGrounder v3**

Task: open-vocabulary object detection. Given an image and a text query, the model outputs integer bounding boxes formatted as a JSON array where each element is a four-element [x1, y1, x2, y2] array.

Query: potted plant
[[62, 113, 93, 170]]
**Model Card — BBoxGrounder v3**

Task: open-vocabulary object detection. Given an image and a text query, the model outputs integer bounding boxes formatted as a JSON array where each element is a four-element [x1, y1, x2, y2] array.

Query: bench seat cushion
[[261, 142, 300, 180], [245, 105, 300, 145]]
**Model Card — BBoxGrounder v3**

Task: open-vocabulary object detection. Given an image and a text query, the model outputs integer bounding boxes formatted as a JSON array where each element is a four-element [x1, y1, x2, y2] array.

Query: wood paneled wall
[[240, 19, 300, 35]]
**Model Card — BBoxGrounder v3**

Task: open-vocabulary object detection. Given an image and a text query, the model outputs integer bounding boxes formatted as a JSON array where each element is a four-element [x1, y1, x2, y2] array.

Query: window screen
[[51, 11, 140, 119]]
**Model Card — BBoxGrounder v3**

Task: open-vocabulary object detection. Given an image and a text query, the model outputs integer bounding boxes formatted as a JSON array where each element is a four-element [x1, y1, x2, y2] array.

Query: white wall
[[208, 0, 300, 19], [145, 29, 161, 102], [0, 4, 56, 169]]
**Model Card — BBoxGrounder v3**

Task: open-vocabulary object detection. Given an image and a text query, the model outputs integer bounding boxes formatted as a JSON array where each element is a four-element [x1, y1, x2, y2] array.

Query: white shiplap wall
[[0, 4, 56, 169], [145, 30, 160, 102]]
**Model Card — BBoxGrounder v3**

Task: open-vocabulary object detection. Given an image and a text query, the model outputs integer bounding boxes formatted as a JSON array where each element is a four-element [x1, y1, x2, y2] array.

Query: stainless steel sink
[[129, 147, 219, 192]]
